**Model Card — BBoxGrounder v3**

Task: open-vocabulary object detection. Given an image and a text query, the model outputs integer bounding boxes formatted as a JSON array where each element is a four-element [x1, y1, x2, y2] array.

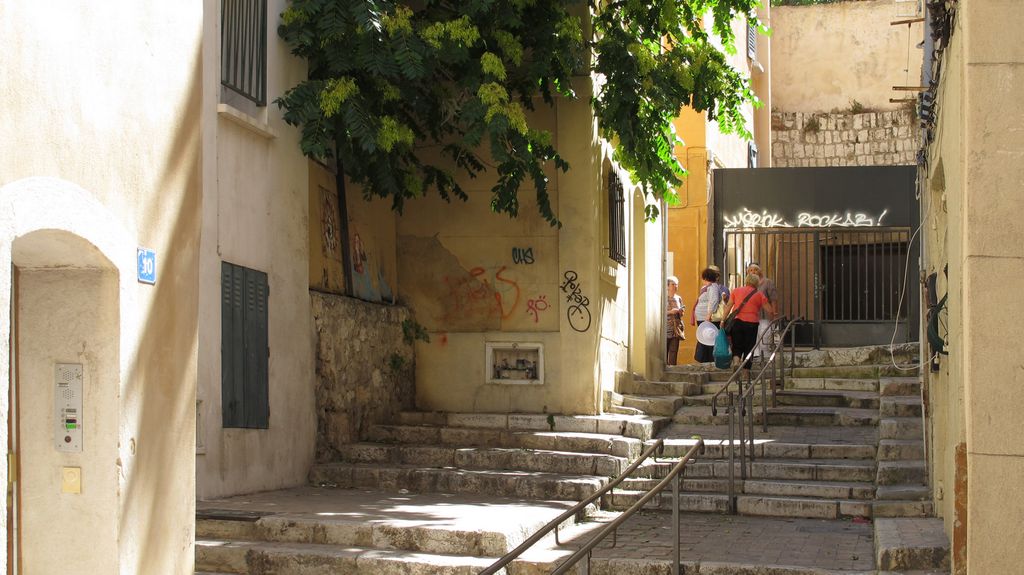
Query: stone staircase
[[605, 359, 933, 522], [195, 344, 948, 574]]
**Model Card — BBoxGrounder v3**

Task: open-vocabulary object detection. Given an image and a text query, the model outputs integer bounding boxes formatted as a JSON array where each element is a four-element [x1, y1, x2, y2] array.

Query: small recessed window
[[221, 0, 267, 106]]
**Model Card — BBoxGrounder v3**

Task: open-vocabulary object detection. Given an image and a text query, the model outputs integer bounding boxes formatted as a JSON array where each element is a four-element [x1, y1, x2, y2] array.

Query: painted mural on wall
[[397, 234, 559, 332], [308, 161, 346, 294], [349, 227, 394, 303]]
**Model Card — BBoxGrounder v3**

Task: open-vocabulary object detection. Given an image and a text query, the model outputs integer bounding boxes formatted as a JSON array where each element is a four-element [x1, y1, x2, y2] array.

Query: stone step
[[880, 377, 922, 397], [877, 460, 928, 486], [789, 344, 917, 369], [775, 389, 880, 409], [620, 393, 686, 416], [625, 378, 702, 396], [681, 392, 771, 407], [743, 479, 875, 500], [195, 539, 500, 574], [767, 406, 879, 426], [337, 443, 628, 477], [605, 490, 731, 513], [367, 425, 643, 459], [736, 495, 873, 519], [394, 411, 667, 442], [881, 417, 924, 440], [632, 458, 876, 483], [654, 370, 709, 385], [791, 364, 913, 379], [881, 396, 923, 417], [876, 484, 931, 501], [656, 438, 875, 461], [874, 499, 935, 518], [617, 476, 732, 493], [786, 377, 879, 392], [876, 518, 951, 571], [310, 462, 607, 502], [878, 439, 926, 461]]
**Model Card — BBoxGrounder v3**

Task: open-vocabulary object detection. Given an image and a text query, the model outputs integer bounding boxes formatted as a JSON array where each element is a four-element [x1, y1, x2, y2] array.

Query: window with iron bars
[[746, 18, 757, 60], [608, 171, 627, 265], [221, 0, 267, 106]]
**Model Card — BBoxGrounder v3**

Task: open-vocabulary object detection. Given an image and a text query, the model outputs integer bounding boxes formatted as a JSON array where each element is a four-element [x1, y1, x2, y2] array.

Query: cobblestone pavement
[[566, 511, 875, 572], [659, 423, 879, 445]]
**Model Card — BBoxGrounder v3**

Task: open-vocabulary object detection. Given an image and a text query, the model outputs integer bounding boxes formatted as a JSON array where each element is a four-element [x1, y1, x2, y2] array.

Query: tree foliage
[[277, 0, 762, 225]]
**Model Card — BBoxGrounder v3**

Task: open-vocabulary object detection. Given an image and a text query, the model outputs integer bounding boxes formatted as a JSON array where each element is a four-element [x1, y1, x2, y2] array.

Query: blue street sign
[[137, 248, 156, 285]]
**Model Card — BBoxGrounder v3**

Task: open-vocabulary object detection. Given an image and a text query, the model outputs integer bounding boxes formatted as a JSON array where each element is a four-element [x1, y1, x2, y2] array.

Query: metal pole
[[728, 392, 736, 514], [748, 387, 756, 477], [761, 365, 769, 433], [738, 394, 747, 481], [673, 470, 680, 575]]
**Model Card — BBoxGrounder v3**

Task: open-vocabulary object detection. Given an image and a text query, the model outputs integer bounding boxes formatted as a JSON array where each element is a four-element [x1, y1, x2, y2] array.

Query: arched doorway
[[9, 230, 120, 574]]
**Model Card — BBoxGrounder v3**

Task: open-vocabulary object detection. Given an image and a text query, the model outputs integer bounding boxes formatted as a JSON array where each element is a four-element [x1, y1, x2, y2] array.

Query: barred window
[[221, 0, 267, 106], [608, 171, 627, 265]]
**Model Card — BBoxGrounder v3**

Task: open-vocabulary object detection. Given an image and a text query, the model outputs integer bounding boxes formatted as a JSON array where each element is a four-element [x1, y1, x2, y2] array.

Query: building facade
[[919, 2, 1024, 573]]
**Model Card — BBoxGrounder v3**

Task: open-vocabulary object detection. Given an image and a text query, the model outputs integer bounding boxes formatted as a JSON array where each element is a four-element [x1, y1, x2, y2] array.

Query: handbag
[[674, 322, 686, 340], [710, 298, 727, 322], [722, 288, 758, 334]]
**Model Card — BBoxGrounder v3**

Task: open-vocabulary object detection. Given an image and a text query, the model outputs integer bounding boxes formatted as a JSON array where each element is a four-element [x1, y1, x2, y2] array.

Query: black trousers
[[729, 320, 759, 369]]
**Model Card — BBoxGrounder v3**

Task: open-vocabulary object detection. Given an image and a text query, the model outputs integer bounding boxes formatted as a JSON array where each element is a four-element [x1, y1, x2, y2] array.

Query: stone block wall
[[312, 291, 416, 462], [771, 110, 919, 167]]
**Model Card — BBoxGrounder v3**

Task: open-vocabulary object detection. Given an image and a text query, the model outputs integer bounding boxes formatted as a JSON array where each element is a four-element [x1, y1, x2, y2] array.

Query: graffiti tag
[[526, 295, 550, 323], [512, 247, 535, 265], [441, 265, 522, 322], [723, 207, 890, 229], [560, 270, 592, 332]]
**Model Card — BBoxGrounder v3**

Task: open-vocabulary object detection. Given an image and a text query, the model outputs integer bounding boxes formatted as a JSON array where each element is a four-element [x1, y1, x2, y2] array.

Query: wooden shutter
[[221, 262, 245, 427], [221, 262, 269, 429], [243, 267, 269, 428]]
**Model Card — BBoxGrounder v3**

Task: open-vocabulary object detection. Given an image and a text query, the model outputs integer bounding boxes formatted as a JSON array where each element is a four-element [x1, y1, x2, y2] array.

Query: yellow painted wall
[[309, 162, 346, 294], [398, 79, 642, 415], [923, 4, 1024, 573]]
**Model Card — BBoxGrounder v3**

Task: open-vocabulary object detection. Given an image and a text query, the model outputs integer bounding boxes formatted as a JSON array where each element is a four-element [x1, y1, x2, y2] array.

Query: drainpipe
[[334, 137, 354, 296]]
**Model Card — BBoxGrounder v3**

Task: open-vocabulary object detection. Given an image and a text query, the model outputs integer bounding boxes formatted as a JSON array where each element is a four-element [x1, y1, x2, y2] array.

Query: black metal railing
[[221, 0, 267, 105], [710, 316, 800, 511], [549, 440, 705, 575], [722, 228, 911, 345], [478, 438, 670, 575]]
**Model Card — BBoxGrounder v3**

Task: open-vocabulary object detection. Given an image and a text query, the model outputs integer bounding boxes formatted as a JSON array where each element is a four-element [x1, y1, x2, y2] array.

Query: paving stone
[[877, 439, 925, 461], [736, 496, 839, 519], [877, 461, 928, 485], [874, 500, 934, 518], [881, 397, 923, 418], [875, 518, 950, 570], [880, 417, 923, 440]]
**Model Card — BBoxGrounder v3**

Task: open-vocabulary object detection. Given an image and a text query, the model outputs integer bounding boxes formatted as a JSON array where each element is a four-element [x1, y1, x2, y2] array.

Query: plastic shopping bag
[[713, 327, 732, 369]]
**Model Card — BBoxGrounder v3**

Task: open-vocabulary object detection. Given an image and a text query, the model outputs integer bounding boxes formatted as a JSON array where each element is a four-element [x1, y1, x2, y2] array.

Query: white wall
[[195, 0, 316, 499]]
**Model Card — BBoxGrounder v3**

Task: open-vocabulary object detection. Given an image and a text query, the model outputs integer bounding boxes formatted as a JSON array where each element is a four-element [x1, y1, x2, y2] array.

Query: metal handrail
[[551, 440, 706, 575], [721, 317, 801, 512], [710, 315, 793, 417], [478, 437, 668, 575]]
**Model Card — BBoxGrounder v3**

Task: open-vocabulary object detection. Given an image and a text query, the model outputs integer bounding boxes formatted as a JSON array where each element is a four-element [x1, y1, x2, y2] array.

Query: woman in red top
[[724, 273, 776, 372]]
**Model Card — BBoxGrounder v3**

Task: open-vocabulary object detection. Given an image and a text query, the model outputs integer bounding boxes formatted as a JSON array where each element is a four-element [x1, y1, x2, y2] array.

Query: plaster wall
[[0, 1, 202, 572], [399, 82, 630, 415], [772, 0, 924, 112], [16, 268, 119, 575], [196, 0, 316, 499], [923, 3, 1024, 572]]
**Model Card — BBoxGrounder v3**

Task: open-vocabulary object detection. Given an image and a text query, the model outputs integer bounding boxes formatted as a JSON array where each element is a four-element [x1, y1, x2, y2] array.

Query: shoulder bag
[[722, 288, 757, 334]]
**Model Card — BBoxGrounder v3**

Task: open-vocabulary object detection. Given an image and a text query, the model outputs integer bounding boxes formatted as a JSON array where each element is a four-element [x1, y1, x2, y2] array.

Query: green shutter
[[221, 262, 270, 429], [221, 262, 246, 427], [243, 267, 269, 428]]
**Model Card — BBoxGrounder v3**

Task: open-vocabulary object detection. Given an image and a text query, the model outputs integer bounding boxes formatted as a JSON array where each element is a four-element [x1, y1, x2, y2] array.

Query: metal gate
[[721, 228, 916, 348]]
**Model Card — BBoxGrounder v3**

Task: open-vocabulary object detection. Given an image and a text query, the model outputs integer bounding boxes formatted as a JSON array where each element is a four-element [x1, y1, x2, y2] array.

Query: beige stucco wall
[[196, 0, 316, 499], [0, 1, 202, 572], [923, 3, 1024, 573], [772, 0, 924, 112], [398, 79, 642, 415]]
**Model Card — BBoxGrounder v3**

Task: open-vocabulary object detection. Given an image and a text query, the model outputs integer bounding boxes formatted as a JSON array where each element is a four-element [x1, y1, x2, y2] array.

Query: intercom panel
[[54, 363, 83, 453]]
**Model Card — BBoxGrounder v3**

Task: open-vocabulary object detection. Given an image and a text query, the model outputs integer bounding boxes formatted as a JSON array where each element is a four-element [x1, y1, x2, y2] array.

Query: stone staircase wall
[[311, 292, 416, 461], [771, 109, 920, 168]]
